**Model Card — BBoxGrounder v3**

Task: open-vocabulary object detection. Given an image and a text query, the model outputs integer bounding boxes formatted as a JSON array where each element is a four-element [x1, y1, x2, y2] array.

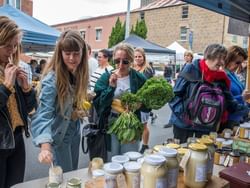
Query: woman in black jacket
[[0, 16, 37, 188]]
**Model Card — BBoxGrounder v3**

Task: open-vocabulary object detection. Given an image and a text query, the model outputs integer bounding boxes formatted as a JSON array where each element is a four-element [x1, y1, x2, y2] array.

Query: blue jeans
[[52, 121, 80, 172], [111, 134, 140, 156]]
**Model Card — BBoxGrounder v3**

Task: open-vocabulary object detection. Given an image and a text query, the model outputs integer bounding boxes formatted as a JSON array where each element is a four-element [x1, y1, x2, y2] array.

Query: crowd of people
[[0, 16, 249, 188]]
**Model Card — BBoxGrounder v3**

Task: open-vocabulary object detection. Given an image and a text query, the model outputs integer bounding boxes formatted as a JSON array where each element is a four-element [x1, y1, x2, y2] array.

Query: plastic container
[[124, 151, 142, 161], [219, 162, 250, 188], [111, 155, 129, 164], [141, 154, 167, 188], [184, 143, 208, 188], [49, 166, 63, 184], [159, 148, 179, 188], [103, 162, 123, 188], [124, 162, 141, 188], [197, 138, 215, 180]]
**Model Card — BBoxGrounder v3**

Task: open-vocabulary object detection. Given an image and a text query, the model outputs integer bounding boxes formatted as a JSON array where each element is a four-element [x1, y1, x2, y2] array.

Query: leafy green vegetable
[[120, 92, 141, 112], [108, 111, 143, 144], [136, 76, 174, 109]]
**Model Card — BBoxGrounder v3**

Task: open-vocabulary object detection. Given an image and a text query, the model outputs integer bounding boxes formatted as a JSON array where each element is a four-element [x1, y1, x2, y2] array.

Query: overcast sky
[[33, 0, 141, 25]]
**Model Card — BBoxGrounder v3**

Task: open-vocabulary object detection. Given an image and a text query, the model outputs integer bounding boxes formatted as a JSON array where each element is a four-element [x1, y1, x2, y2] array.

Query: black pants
[[173, 125, 208, 144], [0, 128, 25, 188]]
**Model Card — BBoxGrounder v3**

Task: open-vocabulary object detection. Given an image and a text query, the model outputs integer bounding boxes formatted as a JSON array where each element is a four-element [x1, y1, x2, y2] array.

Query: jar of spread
[[153, 145, 166, 153], [103, 162, 123, 188], [166, 143, 181, 150], [159, 148, 179, 188], [49, 166, 63, 184], [177, 148, 189, 171], [124, 162, 141, 188], [197, 138, 215, 180], [184, 143, 208, 188], [90, 157, 104, 172], [111, 155, 129, 164], [46, 182, 61, 188], [239, 123, 250, 139], [66, 178, 81, 188], [215, 138, 225, 149], [141, 154, 167, 188]]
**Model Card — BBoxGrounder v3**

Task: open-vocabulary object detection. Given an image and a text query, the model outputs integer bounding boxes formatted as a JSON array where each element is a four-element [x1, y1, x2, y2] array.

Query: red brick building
[[0, 0, 33, 16]]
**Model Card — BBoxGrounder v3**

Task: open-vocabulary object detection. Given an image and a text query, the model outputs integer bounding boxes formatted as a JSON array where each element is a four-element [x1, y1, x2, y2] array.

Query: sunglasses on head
[[113, 59, 130, 65]]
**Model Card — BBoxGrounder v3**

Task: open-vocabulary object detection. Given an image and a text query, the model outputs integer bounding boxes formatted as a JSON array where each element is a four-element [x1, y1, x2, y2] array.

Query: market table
[[12, 165, 228, 188]]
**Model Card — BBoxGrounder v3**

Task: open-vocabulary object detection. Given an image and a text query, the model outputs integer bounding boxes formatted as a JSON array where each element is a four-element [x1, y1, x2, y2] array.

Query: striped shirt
[[89, 65, 113, 91]]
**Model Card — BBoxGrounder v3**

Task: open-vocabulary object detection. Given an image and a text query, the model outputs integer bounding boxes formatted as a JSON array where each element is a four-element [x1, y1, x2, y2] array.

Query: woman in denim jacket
[[0, 16, 37, 188], [31, 30, 89, 172]]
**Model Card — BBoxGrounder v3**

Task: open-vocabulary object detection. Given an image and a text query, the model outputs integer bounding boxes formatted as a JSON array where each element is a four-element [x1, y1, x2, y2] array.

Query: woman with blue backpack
[[169, 44, 248, 143], [224, 45, 249, 128]]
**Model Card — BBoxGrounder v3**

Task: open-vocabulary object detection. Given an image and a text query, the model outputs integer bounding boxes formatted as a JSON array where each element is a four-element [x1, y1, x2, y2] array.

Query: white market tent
[[167, 41, 187, 65]]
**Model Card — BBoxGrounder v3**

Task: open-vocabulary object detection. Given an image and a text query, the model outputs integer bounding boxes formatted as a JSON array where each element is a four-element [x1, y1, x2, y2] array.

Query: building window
[[182, 6, 189, 19], [140, 11, 145, 20], [95, 28, 102, 41], [243, 37, 248, 49], [232, 35, 237, 43], [5, 0, 21, 9], [80, 30, 86, 40], [180, 26, 188, 41]]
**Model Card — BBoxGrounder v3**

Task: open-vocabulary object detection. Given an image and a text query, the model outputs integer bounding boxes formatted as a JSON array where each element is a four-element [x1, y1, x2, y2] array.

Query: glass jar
[[209, 132, 218, 141], [49, 166, 63, 184], [166, 143, 180, 150], [215, 138, 225, 149], [111, 155, 129, 164], [184, 143, 208, 188], [159, 148, 179, 188], [46, 182, 61, 188], [177, 148, 189, 171], [141, 155, 167, 188], [228, 151, 240, 166], [103, 162, 123, 188], [124, 162, 141, 188], [124, 151, 142, 161], [66, 178, 81, 188], [92, 169, 105, 179], [91, 157, 104, 171], [197, 138, 215, 180], [239, 123, 250, 139]]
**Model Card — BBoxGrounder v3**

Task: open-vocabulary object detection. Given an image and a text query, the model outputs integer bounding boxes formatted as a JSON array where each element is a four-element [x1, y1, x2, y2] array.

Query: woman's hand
[[243, 90, 250, 100], [38, 143, 53, 164], [3, 63, 18, 88], [16, 68, 29, 91], [109, 73, 118, 87]]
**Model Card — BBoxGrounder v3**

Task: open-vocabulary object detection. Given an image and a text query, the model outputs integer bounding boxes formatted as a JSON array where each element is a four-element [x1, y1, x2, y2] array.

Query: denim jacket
[[31, 71, 76, 147]]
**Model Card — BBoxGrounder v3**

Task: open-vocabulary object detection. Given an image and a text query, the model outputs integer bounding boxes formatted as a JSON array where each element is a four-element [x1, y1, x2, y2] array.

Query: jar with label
[[49, 166, 63, 184], [111, 155, 129, 164], [239, 123, 250, 139], [103, 162, 123, 188], [228, 151, 240, 166], [159, 148, 179, 188], [197, 138, 215, 180], [66, 178, 81, 188], [177, 148, 189, 171], [141, 154, 167, 188], [166, 143, 180, 150], [124, 151, 142, 161], [91, 157, 104, 171], [184, 143, 208, 188], [46, 182, 61, 188], [124, 162, 141, 188]]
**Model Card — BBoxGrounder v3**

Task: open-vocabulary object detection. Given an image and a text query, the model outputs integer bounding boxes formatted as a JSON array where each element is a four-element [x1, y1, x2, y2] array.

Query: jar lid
[[144, 154, 166, 166], [240, 123, 250, 128], [166, 143, 180, 149], [137, 157, 144, 165], [153, 145, 165, 152], [67, 178, 81, 186], [197, 138, 214, 145], [177, 148, 189, 155], [189, 143, 207, 151], [124, 162, 141, 172], [159, 148, 177, 157], [124, 151, 142, 161], [216, 138, 225, 142], [103, 162, 123, 174], [111, 155, 129, 164], [92, 169, 105, 177]]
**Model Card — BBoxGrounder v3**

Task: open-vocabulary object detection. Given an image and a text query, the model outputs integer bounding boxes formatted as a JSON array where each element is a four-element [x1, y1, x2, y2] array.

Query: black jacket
[[0, 82, 37, 149]]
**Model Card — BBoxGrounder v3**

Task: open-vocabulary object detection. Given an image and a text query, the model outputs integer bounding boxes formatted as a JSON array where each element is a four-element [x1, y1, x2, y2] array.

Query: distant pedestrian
[[87, 44, 98, 77], [31, 30, 89, 172], [163, 63, 173, 83]]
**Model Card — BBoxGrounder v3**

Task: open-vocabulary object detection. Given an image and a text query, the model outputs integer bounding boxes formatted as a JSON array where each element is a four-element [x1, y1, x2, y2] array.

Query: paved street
[[24, 104, 173, 181]]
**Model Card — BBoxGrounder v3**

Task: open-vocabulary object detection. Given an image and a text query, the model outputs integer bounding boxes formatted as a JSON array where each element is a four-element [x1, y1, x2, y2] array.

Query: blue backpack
[[179, 72, 225, 130]]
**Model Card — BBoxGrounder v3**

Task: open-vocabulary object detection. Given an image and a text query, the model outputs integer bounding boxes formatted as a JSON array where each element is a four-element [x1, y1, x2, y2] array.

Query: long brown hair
[[0, 16, 22, 66], [134, 47, 151, 72], [41, 30, 89, 112]]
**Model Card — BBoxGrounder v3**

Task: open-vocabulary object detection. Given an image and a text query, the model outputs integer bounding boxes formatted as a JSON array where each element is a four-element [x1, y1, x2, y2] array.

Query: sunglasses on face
[[113, 59, 130, 65]]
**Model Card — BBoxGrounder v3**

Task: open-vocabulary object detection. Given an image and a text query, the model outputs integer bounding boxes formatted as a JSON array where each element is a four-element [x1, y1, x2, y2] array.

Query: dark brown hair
[[225, 45, 247, 68]]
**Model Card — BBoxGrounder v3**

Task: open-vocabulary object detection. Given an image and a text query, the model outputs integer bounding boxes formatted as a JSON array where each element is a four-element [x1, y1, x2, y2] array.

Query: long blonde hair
[[0, 16, 22, 66], [134, 47, 151, 72], [41, 30, 89, 111]]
